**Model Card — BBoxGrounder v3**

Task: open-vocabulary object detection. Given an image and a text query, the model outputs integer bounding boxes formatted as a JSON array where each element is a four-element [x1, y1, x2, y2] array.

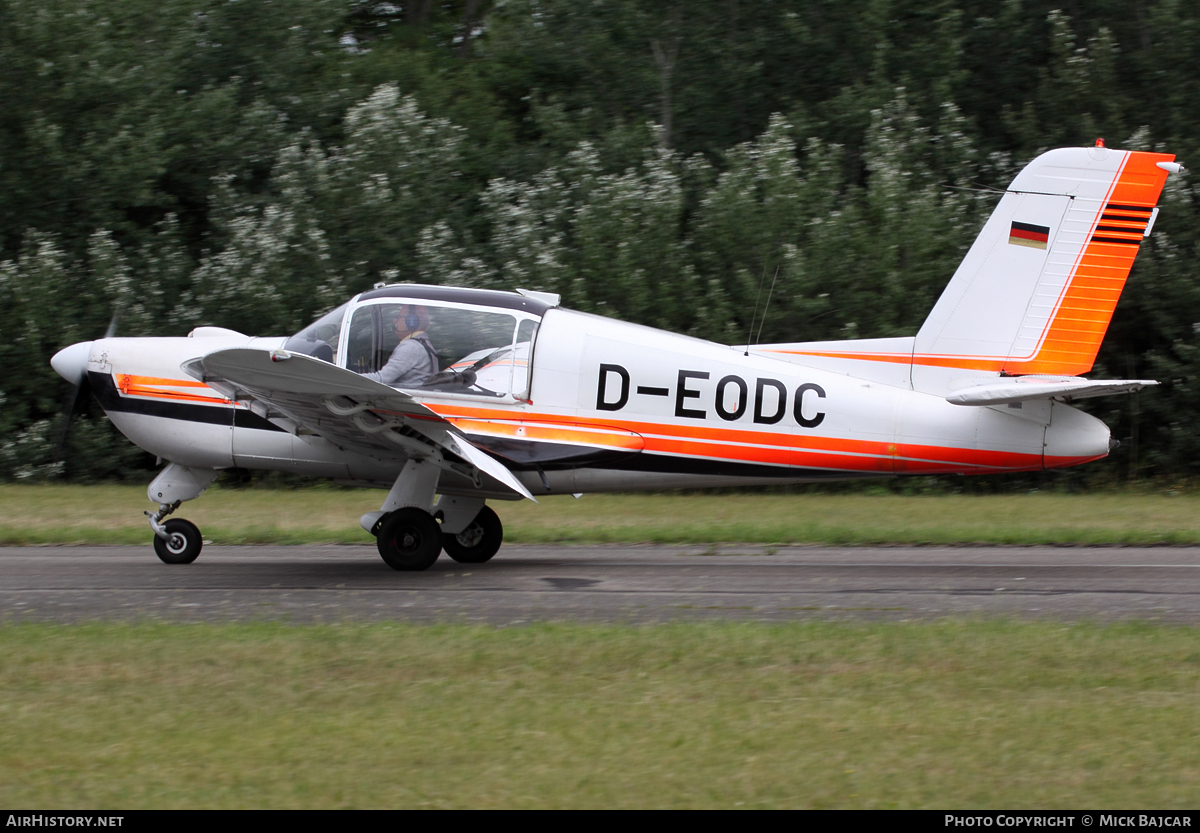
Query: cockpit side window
[[513, 318, 538, 400], [420, 306, 518, 396], [343, 299, 538, 397]]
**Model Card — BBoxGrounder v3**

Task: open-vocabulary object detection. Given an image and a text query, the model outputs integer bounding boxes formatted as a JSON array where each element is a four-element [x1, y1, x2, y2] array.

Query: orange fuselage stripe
[[453, 418, 644, 451], [106, 376, 1095, 475], [115, 374, 234, 406], [423, 402, 1085, 473]]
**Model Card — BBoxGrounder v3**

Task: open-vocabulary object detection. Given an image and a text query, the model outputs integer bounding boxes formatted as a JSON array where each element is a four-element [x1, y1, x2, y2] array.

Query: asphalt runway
[[4, 544, 1200, 624]]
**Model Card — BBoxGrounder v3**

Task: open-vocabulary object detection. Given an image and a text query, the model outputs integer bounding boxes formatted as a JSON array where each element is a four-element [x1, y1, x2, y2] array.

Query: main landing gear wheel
[[377, 508, 442, 571], [443, 505, 503, 564], [153, 518, 203, 565]]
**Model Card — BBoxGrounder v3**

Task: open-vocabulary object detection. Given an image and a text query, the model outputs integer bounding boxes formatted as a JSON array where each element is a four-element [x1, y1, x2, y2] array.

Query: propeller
[[51, 311, 119, 460]]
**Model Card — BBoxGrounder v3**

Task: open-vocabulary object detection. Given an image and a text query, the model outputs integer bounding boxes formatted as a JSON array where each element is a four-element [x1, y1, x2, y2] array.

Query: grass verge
[[4, 484, 1200, 546], [1, 620, 1198, 808]]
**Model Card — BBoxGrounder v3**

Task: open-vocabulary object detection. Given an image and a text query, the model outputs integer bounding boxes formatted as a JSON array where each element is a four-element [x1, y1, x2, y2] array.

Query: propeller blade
[[53, 373, 91, 461], [49, 316, 109, 464]]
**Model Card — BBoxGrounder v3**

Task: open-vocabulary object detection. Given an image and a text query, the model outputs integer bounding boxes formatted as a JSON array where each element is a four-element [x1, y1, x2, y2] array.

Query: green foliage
[[3, 0, 1200, 483]]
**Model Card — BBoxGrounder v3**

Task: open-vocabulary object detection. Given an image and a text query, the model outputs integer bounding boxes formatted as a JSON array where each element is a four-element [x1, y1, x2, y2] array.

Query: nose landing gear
[[144, 463, 218, 565], [147, 501, 203, 564], [153, 517, 203, 564]]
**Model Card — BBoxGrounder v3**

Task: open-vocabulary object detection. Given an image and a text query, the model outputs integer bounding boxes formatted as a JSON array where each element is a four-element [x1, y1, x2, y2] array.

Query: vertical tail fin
[[914, 146, 1175, 382]]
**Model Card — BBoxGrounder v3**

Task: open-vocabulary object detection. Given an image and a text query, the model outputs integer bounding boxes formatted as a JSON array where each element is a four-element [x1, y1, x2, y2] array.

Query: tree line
[[2, 0, 1198, 485]]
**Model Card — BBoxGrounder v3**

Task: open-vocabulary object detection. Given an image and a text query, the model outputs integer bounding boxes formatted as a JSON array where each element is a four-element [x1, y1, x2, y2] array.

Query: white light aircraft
[[50, 144, 1181, 569]]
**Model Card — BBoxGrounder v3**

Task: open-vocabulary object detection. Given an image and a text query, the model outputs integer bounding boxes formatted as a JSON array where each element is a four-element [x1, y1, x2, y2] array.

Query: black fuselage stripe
[[602, 453, 881, 479], [234, 410, 288, 431], [88, 371, 285, 431]]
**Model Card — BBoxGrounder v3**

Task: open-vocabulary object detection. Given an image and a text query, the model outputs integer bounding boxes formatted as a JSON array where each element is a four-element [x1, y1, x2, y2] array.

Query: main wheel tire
[[153, 518, 203, 565], [377, 508, 442, 571], [442, 505, 503, 564]]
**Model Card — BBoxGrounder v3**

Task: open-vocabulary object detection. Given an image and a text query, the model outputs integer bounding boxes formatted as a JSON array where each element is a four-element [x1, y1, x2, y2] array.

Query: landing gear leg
[[372, 457, 443, 571], [145, 463, 219, 565]]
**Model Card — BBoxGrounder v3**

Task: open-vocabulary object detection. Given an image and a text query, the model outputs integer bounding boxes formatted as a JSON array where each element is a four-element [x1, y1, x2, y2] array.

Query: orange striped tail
[[914, 147, 1176, 380]]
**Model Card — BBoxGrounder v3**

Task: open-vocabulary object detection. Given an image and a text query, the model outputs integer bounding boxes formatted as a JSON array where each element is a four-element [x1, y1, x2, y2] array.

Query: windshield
[[284, 302, 349, 363]]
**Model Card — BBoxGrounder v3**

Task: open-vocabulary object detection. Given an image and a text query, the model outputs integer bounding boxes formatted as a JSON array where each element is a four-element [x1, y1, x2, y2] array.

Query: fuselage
[[72, 292, 1111, 496]]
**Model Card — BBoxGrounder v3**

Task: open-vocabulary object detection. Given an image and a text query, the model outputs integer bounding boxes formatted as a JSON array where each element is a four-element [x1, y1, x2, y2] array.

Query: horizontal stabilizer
[[946, 377, 1157, 406]]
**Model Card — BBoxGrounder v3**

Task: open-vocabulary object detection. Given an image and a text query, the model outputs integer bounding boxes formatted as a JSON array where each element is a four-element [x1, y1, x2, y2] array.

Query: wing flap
[[409, 423, 536, 501]]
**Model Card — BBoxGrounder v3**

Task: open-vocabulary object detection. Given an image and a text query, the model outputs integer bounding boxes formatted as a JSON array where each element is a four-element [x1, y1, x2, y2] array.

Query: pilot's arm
[[363, 336, 437, 387]]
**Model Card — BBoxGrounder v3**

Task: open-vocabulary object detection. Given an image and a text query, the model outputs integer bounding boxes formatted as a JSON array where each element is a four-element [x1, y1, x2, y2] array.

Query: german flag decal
[[1009, 221, 1050, 249]]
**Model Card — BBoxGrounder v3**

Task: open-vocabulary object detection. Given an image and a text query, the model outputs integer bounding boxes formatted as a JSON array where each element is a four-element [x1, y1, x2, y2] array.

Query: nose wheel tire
[[442, 505, 503, 564], [377, 508, 442, 571], [153, 518, 203, 564]]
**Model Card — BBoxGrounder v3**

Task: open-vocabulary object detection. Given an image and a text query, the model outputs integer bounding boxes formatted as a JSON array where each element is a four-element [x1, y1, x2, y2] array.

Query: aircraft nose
[[51, 341, 93, 384]]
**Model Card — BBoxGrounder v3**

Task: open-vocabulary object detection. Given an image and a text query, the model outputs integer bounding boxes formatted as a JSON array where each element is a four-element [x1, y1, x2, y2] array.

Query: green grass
[[0, 620, 1198, 808], [3, 484, 1200, 546]]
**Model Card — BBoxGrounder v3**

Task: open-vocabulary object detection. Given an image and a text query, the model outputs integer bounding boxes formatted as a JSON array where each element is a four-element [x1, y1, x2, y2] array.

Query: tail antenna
[[754, 266, 781, 347], [744, 265, 768, 356]]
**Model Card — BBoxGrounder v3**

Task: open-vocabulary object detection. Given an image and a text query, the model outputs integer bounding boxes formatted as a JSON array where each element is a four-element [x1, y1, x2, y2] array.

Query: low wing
[[946, 377, 1158, 406], [188, 348, 534, 501]]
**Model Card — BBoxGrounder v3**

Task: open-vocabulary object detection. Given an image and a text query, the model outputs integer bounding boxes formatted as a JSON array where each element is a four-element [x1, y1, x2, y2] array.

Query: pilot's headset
[[396, 305, 423, 332]]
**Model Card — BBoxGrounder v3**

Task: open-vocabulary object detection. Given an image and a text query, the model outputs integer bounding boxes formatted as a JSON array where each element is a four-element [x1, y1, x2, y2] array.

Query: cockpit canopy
[[285, 285, 554, 399]]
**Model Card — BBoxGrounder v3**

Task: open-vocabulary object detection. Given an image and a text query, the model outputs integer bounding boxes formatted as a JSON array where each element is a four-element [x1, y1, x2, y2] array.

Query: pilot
[[362, 305, 439, 387]]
